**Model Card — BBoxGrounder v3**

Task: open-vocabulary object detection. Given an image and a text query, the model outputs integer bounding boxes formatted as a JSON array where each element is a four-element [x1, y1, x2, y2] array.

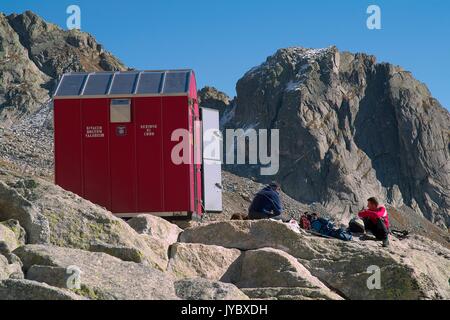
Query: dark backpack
[[349, 218, 365, 233], [311, 218, 334, 236], [330, 228, 353, 241], [311, 218, 353, 241]]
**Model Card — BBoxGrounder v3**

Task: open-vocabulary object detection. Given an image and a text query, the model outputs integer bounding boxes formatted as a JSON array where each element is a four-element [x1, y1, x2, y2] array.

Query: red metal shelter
[[53, 70, 222, 220]]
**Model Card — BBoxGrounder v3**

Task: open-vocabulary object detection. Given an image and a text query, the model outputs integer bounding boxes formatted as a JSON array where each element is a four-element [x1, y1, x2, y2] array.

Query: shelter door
[[201, 108, 223, 212]]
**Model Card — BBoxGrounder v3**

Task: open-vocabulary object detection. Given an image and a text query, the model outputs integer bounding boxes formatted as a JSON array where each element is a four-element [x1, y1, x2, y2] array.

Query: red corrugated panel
[[54, 99, 83, 196], [81, 98, 111, 209], [162, 96, 192, 213], [135, 97, 164, 212]]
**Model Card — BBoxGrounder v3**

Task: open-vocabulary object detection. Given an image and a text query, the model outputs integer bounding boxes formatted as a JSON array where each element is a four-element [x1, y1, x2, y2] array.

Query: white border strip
[[107, 72, 117, 95], [80, 73, 92, 95]]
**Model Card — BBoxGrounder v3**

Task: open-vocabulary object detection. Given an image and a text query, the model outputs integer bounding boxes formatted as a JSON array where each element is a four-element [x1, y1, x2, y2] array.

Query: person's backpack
[[311, 218, 334, 236], [299, 214, 311, 230], [311, 217, 353, 241], [330, 228, 353, 241], [348, 218, 365, 233]]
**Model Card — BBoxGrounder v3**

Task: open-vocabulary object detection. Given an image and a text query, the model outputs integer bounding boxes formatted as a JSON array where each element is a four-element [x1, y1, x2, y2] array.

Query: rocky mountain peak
[[6, 11, 126, 81], [198, 86, 231, 106], [268, 46, 337, 65], [197, 86, 234, 123], [230, 46, 450, 228], [0, 10, 127, 124], [244, 46, 342, 81], [7, 10, 55, 35]]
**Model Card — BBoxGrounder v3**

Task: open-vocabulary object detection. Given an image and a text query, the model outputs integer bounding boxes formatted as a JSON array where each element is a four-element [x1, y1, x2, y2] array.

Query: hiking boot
[[382, 238, 390, 248]]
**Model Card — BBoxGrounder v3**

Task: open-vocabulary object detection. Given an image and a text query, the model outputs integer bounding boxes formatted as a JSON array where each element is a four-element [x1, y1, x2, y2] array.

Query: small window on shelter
[[110, 99, 131, 123]]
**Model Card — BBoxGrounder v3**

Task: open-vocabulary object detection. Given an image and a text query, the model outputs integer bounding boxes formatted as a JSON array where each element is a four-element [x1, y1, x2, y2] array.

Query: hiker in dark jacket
[[248, 182, 283, 220], [358, 197, 390, 247]]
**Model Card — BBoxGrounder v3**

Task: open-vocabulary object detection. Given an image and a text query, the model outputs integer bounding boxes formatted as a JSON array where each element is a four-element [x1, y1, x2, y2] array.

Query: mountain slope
[[0, 13, 49, 125], [0, 11, 126, 176]]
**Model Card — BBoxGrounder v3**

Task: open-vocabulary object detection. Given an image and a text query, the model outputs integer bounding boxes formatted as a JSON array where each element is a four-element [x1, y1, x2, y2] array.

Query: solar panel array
[[54, 70, 192, 97]]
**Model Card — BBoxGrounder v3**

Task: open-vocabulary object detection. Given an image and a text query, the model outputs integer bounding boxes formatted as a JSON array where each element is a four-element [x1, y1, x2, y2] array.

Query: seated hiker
[[358, 197, 390, 247], [248, 182, 284, 221]]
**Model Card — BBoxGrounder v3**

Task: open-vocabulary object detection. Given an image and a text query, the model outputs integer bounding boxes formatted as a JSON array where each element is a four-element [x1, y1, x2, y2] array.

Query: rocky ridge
[[0, 167, 449, 300], [0, 168, 448, 300]]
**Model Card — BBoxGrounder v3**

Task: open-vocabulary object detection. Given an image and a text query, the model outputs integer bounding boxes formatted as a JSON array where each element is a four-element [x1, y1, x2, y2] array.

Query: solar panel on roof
[[163, 71, 190, 94], [83, 73, 113, 96], [136, 72, 164, 94], [109, 73, 139, 95], [55, 74, 87, 96], [54, 70, 192, 98]]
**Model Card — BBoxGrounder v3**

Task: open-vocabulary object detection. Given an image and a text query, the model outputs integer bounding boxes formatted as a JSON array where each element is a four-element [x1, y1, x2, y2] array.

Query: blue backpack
[[311, 218, 334, 236], [330, 228, 353, 241], [311, 218, 352, 241]]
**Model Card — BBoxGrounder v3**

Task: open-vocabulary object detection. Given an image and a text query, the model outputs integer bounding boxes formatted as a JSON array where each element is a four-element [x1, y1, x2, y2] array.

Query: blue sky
[[2, 0, 449, 109]]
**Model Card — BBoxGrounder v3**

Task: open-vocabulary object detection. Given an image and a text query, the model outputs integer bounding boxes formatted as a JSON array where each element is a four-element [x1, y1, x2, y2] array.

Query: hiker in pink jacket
[[358, 197, 390, 247]]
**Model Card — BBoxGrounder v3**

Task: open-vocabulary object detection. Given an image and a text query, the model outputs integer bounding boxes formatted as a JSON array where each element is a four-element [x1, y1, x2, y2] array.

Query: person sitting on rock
[[358, 197, 390, 247], [248, 182, 284, 221]]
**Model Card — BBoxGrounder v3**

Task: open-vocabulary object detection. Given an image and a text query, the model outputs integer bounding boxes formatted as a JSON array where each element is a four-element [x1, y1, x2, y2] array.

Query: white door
[[201, 108, 223, 212]]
